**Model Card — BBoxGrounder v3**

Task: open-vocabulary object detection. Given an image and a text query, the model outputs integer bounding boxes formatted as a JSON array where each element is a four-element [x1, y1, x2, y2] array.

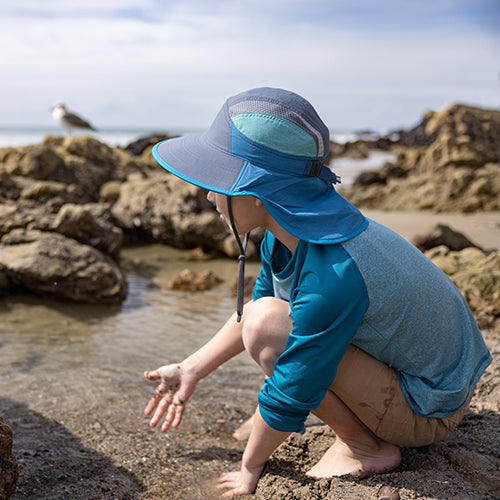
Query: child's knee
[[241, 297, 291, 368], [241, 298, 276, 351]]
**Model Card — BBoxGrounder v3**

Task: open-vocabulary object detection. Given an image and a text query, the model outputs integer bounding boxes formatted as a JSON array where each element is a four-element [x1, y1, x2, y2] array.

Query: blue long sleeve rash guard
[[253, 220, 492, 433]]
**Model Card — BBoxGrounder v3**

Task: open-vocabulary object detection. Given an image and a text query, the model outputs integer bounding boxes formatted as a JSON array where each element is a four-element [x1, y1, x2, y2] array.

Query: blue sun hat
[[153, 87, 367, 243], [153, 87, 367, 319]]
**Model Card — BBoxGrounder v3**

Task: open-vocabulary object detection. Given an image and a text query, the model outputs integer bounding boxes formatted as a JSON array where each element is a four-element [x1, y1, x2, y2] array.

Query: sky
[[0, 0, 499, 133]]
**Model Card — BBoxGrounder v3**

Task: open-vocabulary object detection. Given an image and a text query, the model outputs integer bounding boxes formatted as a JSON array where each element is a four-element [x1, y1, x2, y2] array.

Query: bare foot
[[232, 415, 254, 441], [306, 437, 401, 479]]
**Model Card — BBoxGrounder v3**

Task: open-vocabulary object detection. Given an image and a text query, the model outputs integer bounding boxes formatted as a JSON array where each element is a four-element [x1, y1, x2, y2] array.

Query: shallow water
[[0, 245, 263, 415]]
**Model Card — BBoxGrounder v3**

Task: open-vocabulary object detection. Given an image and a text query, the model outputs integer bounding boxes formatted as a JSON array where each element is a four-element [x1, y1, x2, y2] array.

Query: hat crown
[[207, 87, 329, 160]]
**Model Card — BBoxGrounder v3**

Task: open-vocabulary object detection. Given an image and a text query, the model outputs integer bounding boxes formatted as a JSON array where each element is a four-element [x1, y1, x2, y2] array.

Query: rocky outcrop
[[0, 135, 233, 303], [0, 417, 18, 500], [340, 104, 500, 212]]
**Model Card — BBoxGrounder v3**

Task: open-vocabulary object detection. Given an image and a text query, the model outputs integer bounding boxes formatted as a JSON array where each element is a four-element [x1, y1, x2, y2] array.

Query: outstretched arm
[[144, 303, 250, 432]]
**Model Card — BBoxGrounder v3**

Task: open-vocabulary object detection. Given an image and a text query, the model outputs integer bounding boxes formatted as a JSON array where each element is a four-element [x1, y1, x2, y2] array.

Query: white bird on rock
[[51, 103, 97, 136]]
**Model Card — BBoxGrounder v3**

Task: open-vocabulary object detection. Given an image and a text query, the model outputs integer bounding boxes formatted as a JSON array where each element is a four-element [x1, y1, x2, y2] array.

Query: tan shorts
[[329, 345, 470, 447]]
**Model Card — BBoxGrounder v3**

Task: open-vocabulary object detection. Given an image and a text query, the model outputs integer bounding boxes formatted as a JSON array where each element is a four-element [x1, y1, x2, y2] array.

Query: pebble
[[378, 484, 400, 500]]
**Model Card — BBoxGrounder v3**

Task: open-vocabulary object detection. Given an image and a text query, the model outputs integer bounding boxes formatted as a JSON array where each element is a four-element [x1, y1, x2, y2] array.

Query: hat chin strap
[[226, 197, 249, 322]]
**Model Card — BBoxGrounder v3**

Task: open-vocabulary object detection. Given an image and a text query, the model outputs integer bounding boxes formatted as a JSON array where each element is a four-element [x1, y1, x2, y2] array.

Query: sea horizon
[[0, 124, 385, 149]]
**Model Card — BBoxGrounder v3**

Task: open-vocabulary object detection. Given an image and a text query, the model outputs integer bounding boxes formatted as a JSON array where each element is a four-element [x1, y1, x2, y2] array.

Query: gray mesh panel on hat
[[228, 100, 326, 156]]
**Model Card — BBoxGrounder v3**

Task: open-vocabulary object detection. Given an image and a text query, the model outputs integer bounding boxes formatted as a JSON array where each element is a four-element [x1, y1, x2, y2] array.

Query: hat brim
[[153, 135, 244, 195]]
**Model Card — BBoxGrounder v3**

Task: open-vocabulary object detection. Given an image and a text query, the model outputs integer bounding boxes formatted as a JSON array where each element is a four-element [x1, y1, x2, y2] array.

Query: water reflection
[[0, 245, 262, 397]]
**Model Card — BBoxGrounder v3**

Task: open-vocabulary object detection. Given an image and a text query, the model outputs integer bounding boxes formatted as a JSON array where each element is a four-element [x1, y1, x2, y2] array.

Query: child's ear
[[255, 198, 263, 207]]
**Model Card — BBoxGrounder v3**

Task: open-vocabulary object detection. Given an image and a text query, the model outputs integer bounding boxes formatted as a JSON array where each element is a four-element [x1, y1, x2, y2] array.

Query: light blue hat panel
[[226, 88, 329, 157], [231, 113, 318, 157]]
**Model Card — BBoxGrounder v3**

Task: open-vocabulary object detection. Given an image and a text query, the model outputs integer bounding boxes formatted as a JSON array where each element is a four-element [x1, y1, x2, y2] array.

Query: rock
[[111, 173, 231, 251], [123, 134, 173, 156], [52, 203, 123, 258], [231, 275, 257, 297], [424, 246, 500, 329], [0, 137, 116, 204], [353, 171, 387, 186], [62, 135, 117, 167], [20, 180, 78, 203], [166, 268, 221, 291], [331, 140, 370, 159], [0, 417, 19, 500], [99, 181, 122, 203], [0, 204, 55, 239], [378, 484, 400, 500], [217, 234, 257, 259], [185, 246, 219, 261], [0, 134, 266, 303], [380, 162, 408, 180], [340, 104, 500, 213], [0, 145, 65, 179], [0, 269, 9, 292], [412, 224, 481, 252], [0, 229, 127, 303], [0, 172, 20, 201]]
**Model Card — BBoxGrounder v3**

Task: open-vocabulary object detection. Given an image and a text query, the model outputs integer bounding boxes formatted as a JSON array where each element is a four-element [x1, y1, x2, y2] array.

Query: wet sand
[[2, 211, 499, 500]]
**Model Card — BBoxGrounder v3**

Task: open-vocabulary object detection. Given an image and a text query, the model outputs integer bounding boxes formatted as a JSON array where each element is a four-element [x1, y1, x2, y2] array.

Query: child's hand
[[217, 463, 265, 498], [143, 363, 198, 432]]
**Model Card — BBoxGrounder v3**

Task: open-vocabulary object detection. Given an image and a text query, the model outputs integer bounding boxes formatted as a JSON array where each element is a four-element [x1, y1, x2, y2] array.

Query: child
[[143, 87, 491, 498]]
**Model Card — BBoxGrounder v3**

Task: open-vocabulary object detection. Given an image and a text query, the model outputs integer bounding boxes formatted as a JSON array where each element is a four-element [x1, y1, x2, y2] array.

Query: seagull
[[51, 103, 97, 136]]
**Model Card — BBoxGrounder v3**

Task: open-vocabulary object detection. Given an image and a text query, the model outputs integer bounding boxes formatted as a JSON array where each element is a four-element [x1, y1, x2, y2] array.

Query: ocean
[[0, 125, 179, 148]]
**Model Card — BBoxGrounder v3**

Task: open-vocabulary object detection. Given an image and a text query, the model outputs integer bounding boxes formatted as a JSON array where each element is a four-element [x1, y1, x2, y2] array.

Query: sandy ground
[[3, 211, 499, 500], [363, 210, 500, 251]]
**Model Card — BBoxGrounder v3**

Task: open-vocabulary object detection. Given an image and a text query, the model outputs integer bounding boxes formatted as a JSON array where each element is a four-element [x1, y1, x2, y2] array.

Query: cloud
[[0, 0, 498, 130]]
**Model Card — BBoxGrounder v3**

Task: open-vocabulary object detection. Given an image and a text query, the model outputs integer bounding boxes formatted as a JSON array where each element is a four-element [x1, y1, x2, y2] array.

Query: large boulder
[[341, 104, 500, 212], [0, 417, 18, 500], [0, 229, 127, 303]]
